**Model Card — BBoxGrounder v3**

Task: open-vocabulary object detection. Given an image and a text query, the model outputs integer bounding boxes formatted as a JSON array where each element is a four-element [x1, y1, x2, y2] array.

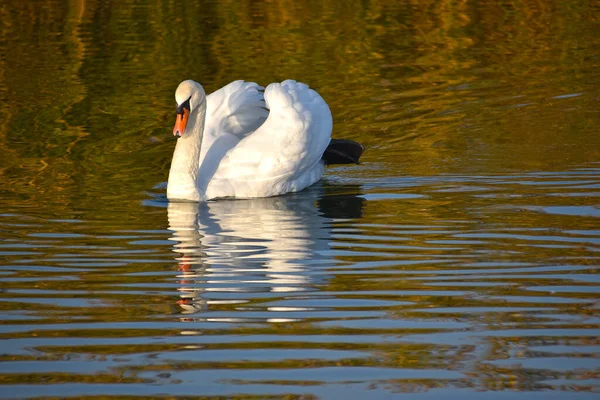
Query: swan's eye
[[176, 97, 191, 115]]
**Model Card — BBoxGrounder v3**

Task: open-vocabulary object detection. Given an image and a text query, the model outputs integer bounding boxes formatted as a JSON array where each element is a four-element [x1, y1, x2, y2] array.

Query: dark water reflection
[[1, 0, 599, 398]]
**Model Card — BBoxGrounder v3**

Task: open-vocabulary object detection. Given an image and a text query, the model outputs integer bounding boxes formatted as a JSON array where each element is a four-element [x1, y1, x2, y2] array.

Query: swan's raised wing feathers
[[205, 80, 268, 139], [213, 80, 332, 181]]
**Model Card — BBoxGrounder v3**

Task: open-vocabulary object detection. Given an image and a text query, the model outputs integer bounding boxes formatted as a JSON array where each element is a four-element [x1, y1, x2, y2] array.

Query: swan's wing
[[213, 80, 332, 181], [205, 80, 268, 139]]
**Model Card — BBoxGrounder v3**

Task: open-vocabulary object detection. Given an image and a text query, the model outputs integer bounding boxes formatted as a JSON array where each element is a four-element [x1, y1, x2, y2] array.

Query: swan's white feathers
[[175, 80, 205, 110], [206, 80, 267, 139], [168, 79, 333, 201], [209, 80, 332, 187]]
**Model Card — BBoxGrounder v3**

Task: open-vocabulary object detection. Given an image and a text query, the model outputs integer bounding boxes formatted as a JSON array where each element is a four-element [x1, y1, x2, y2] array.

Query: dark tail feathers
[[322, 139, 365, 165]]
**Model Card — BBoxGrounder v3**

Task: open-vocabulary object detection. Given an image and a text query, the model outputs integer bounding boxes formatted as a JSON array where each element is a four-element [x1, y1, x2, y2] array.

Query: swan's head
[[173, 80, 206, 137]]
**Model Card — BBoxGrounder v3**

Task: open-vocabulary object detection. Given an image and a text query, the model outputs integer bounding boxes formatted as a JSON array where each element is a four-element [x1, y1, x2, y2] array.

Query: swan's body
[[167, 79, 360, 202]]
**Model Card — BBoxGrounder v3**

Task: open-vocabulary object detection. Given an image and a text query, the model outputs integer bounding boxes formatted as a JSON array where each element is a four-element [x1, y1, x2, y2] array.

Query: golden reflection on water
[[0, 0, 598, 205], [0, 0, 599, 398]]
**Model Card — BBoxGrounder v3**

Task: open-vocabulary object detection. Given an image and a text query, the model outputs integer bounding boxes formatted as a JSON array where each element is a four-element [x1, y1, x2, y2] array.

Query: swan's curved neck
[[167, 99, 207, 201]]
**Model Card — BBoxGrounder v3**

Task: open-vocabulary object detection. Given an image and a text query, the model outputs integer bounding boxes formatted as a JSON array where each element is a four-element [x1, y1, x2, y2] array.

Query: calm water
[[1, 0, 599, 398]]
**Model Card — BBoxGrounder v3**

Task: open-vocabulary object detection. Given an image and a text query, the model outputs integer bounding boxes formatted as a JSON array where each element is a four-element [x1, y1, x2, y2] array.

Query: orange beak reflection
[[173, 108, 189, 137]]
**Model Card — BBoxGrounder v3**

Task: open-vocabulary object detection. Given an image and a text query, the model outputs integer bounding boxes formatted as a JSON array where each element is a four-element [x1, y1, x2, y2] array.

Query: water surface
[[0, 0, 599, 398]]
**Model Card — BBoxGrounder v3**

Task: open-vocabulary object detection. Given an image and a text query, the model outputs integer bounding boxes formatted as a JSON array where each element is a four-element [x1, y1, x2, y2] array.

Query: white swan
[[167, 79, 362, 201]]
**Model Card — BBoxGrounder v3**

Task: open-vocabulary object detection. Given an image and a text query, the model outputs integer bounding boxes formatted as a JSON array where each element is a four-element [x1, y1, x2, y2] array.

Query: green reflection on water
[[0, 0, 598, 210]]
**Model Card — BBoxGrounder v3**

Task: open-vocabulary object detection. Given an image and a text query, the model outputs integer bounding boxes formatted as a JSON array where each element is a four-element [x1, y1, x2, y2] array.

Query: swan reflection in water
[[167, 184, 364, 321]]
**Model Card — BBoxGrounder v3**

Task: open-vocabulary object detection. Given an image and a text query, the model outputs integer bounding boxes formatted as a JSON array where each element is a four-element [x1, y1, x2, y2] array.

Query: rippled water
[[1, 0, 599, 398]]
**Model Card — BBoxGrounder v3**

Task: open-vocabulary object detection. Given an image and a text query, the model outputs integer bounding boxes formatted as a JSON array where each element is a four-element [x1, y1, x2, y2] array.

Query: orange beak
[[173, 108, 189, 137]]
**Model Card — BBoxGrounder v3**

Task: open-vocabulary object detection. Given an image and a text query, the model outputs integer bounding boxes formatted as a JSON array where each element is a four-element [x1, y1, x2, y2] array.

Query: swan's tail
[[322, 139, 364, 165]]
